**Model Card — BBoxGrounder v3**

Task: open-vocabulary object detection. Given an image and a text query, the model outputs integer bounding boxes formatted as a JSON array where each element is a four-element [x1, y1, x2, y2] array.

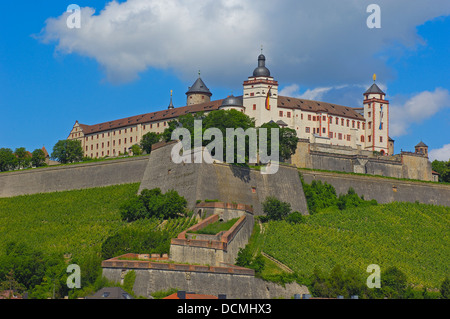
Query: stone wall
[[101, 258, 309, 299], [292, 140, 432, 181], [139, 144, 309, 215], [301, 169, 450, 206], [0, 156, 149, 198]]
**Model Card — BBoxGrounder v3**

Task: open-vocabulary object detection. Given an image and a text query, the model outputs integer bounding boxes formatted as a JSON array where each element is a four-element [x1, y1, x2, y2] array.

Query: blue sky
[[0, 0, 449, 160]]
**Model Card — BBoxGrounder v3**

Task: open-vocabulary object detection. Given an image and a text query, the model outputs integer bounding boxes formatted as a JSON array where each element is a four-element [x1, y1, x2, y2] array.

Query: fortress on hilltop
[[67, 52, 437, 182]]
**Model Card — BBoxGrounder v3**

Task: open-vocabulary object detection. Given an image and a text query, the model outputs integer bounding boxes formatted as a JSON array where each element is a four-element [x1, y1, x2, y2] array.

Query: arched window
[[361, 135, 365, 143]]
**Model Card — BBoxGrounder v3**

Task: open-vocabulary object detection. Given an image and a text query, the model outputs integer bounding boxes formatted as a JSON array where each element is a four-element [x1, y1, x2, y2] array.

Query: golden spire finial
[[170, 89, 173, 96], [373, 73, 377, 82]]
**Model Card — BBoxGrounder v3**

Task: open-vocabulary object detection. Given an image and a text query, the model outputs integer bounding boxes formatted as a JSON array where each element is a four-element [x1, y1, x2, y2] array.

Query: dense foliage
[[51, 139, 83, 164], [119, 188, 188, 221], [301, 175, 377, 214], [432, 159, 450, 183]]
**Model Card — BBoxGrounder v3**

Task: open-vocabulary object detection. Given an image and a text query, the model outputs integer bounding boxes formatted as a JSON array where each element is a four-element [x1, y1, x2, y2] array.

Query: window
[[328, 132, 333, 138], [113, 140, 116, 146], [352, 121, 355, 128], [306, 127, 310, 133], [357, 122, 360, 129], [287, 112, 291, 118], [323, 128, 326, 134], [380, 136, 383, 143], [335, 117, 339, 125], [124, 138, 127, 144], [368, 135, 372, 142], [250, 93, 254, 97], [86, 146, 88, 151], [279, 111, 283, 117], [253, 104, 256, 110], [102, 142, 104, 148], [341, 119, 344, 126], [301, 114, 303, 120], [362, 123, 366, 130], [368, 112, 371, 118], [125, 129, 127, 133], [347, 135, 351, 141], [368, 122, 372, 129], [346, 120, 350, 127], [130, 137, 133, 143], [338, 133, 342, 140], [323, 116, 326, 121], [118, 139, 121, 145], [143, 125, 146, 130], [308, 115, 312, 121], [107, 141, 110, 147], [313, 116, 316, 121], [361, 135, 365, 143], [131, 128, 133, 132], [96, 144, 98, 150], [102, 133, 104, 138]]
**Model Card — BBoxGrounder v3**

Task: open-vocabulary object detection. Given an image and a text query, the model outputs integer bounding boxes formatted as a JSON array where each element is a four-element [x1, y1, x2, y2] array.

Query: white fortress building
[[68, 53, 392, 158]]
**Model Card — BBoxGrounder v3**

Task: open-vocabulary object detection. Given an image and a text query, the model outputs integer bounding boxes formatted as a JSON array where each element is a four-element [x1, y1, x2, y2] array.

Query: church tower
[[186, 72, 212, 106], [363, 74, 390, 155], [243, 51, 279, 127]]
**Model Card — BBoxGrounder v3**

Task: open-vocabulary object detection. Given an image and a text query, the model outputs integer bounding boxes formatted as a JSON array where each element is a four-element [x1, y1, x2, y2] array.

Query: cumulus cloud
[[38, 0, 450, 85], [429, 144, 450, 162], [389, 88, 450, 137]]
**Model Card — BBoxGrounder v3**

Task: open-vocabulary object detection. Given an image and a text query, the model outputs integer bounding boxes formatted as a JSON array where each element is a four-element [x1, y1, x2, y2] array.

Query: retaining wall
[[301, 169, 450, 206], [0, 156, 149, 198]]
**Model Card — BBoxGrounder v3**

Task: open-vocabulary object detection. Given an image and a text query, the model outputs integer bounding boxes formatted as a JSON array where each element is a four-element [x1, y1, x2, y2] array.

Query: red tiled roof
[[277, 96, 365, 120], [78, 99, 224, 135], [77, 95, 364, 135]]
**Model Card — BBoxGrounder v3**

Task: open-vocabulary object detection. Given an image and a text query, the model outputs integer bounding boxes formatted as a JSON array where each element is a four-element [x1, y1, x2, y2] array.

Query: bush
[[120, 188, 187, 222], [262, 196, 291, 221]]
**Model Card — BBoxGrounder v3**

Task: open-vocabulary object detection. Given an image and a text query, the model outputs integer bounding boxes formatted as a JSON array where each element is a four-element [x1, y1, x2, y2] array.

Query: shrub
[[262, 196, 291, 221], [285, 211, 306, 224]]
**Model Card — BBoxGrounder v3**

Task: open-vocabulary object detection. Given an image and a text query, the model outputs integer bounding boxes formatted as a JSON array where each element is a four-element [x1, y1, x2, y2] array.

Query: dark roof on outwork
[[186, 77, 212, 96], [221, 95, 243, 107], [416, 141, 428, 147], [77, 95, 365, 135], [364, 83, 385, 95], [86, 287, 133, 299], [277, 96, 365, 120]]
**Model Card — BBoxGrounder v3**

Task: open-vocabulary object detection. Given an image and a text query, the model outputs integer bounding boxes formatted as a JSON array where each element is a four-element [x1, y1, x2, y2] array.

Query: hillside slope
[[262, 202, 449, 288]]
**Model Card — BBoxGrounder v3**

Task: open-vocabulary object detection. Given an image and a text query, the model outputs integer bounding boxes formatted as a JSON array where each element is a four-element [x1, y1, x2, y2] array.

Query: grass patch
[[188, 218, 240, 235]]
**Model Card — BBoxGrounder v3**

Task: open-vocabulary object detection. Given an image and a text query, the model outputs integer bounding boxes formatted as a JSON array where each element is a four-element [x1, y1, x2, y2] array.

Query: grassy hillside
[[0, 183, 145, 259], [262, 202, 450, 288]]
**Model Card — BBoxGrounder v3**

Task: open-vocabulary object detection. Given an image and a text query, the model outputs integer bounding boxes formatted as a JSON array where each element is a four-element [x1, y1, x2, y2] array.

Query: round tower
[[186, 71, 212, 106]]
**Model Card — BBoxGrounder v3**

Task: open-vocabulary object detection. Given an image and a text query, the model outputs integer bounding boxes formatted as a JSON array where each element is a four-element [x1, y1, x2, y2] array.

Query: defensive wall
[[300, 169, 450, 206], [170, 203, 254, 266], [102, 254, 309, 299], [139, 143, 309, 215], [0, 141, 449, 209], [292, 140, 435, 182], [0, 156, 149, 198]]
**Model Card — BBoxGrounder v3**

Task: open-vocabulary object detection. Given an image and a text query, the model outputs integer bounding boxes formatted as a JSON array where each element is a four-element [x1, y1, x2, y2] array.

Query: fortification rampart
[[0, 156, 149, 198], [301, 169, 450, 206], [292, 140, 434, 182]]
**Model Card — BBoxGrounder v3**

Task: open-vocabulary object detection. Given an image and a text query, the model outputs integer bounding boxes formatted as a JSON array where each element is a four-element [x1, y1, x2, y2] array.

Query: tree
[[380, 266, 408, 299], [31, 149, 47, 167], [0, 148, 16, 172], [130, 144, 142, 156], [262, 196, 291, 221], [14, 147, 31, 169], [140, 132, 161, 154], [431, 160, 450, 183], [259, 122, 299, 162], [51, 140, 83, 164]]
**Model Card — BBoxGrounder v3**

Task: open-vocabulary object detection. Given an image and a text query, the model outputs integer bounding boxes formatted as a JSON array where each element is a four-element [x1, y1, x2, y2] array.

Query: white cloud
[[390, 88, 450, 136], [429, 144, 450, 161], [38, 0, 450, 85]]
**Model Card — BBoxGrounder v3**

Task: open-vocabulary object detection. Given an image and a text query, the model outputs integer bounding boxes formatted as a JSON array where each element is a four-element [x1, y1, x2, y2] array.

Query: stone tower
[[363, 75, 390, 155], [186, 72, 212, 106]]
